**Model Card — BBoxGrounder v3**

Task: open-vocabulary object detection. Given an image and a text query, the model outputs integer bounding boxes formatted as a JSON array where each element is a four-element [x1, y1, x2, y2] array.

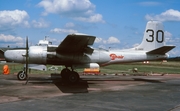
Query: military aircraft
[[4, 21, 175, 83]]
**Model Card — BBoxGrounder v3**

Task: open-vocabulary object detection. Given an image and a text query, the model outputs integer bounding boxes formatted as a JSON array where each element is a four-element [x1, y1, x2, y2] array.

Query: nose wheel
[[61, 68, 79, 83], [17, 71, 27, 80]]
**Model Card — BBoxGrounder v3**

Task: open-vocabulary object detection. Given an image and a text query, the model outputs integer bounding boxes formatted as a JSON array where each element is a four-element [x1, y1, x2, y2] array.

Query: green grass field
[[100, 61, 180, 74], [1, 61, 180, 75]]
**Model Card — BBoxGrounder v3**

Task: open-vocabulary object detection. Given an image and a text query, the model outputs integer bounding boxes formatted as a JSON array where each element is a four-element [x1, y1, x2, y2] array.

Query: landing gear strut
[[60, 67, 79, 83]]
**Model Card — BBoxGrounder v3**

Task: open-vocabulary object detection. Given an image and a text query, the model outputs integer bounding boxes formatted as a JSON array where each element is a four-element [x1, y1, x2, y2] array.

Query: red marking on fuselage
[[110, 54, 124, 60]]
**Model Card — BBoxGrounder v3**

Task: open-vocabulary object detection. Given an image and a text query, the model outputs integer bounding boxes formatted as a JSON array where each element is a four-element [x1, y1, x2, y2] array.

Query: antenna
[[45, 36, 49, 40]]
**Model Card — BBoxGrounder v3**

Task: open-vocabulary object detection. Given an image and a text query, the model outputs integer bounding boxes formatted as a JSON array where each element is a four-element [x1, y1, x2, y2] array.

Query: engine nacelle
[[29, 46, 47, 64]]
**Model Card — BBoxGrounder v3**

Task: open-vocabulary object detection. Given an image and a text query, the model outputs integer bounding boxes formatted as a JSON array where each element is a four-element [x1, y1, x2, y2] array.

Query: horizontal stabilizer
[[146, 46, 175, 54]]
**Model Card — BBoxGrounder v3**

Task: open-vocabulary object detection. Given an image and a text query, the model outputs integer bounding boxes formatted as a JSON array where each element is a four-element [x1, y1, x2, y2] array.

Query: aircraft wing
[[56, 34, 96, 55], [146, 46, 175, 54], [25, 64, 47, 71]]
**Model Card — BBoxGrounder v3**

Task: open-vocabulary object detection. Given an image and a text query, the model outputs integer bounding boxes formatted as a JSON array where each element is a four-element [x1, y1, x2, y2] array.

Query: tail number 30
[[146, 29, 164, 43]]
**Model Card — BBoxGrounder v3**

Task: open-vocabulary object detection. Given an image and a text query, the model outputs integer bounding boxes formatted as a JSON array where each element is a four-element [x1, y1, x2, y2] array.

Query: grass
[[1, 61, 180, 75], [100, 61, 180, 74]]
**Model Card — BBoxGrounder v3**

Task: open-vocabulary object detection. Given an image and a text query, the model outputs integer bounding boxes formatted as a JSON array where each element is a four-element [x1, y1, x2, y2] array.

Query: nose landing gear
[[17, 70, 27, 80]]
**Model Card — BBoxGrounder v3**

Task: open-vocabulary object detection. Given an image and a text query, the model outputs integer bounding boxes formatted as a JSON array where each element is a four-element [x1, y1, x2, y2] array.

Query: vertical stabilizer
[[135, 21, 165, 51]]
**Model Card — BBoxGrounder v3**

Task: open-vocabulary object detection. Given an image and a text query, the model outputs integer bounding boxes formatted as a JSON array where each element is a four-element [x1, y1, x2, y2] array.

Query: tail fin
[[136, 21, 165, 51]]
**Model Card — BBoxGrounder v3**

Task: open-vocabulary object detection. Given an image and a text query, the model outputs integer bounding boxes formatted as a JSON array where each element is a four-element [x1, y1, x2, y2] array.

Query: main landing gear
[[16, 67, 80, 84], [60, 68, 80, 84]]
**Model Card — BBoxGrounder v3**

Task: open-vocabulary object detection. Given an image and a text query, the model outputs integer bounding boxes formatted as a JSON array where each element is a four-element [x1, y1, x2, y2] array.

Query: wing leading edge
[[56, 34, 96, 55]]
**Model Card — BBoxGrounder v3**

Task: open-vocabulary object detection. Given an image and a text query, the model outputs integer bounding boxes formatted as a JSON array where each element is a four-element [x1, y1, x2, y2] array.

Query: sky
[[0, 0, 180, 57]]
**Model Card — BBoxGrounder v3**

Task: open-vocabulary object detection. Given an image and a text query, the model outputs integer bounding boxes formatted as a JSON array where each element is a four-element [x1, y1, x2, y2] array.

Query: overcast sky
[[0, 0, 180, 57]]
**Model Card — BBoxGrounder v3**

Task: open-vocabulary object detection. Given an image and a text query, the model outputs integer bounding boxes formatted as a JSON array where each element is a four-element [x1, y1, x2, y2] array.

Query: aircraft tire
[[68, 71, 79, 84], [61, 68, 70, 81], [17, 71, 27, 80]]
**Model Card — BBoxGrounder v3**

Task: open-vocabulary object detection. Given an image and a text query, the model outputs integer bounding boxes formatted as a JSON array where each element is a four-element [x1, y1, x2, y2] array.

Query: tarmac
[[1, 73, 180, 111]]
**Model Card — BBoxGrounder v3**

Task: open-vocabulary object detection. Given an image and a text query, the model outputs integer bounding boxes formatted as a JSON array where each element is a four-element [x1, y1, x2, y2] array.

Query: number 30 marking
[[146, 29, 164, 43]]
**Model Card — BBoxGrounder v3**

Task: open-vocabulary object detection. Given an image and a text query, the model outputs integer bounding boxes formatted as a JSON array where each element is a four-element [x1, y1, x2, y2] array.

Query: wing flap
[[146, 46, 175, 54], [56, 34, 96, 54], [84, 46, 94, 55]]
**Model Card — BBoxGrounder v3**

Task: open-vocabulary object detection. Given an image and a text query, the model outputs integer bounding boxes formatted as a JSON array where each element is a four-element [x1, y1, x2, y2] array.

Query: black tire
[[17, 71, 27, 80], [61, 68, 70, 80], [68, 71, 79, 84]]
